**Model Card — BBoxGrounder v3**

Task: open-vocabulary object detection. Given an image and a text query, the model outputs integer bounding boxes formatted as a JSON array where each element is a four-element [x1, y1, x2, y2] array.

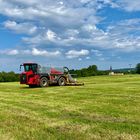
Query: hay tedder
[[20, 63, 84, 87]]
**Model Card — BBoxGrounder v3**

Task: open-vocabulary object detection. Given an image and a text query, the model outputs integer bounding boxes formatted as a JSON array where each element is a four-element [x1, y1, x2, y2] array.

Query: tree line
[[70, 65, 108, 77], [0, 71, 19, 82], [70, 63, 140, 77]]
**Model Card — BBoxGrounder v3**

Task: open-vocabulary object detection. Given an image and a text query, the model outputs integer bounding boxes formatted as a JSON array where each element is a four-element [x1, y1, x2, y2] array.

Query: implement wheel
[[40, 77, 49, 87], [58, 77, 66, 86]]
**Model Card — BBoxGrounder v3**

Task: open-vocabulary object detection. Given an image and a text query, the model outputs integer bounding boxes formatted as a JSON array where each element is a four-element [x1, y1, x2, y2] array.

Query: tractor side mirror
[[20, 65, 23, 71]]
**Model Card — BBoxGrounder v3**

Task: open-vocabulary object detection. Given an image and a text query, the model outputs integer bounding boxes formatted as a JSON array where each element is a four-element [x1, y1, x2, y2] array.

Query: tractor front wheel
[[58, 77, 66, 86], [29, 85, 36, 88], [40, 77, 49, 87]]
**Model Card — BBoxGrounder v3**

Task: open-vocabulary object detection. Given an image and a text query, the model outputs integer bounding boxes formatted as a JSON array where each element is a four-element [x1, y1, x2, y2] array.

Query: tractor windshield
[[24, 64, 38, 73]]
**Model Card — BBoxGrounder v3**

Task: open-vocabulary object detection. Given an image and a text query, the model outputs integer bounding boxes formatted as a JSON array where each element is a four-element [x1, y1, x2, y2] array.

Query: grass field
[[0, 75, 140, 140]]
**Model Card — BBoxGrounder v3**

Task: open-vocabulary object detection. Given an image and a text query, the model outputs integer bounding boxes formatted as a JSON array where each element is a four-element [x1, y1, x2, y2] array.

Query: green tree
[[136, 63, 140, 74], [0, 71, 19, 82], [87, 65, 98, 76]]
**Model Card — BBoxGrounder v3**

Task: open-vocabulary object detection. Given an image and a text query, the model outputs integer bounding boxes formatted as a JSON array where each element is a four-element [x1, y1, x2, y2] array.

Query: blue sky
[[0, 0, 140, 72]]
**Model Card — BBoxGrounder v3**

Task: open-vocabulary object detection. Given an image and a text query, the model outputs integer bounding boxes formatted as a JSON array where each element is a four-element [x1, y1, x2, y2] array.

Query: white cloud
[[22, 29, 60, 45], [0, 0, 105, 49], [0, 0, 98, 26], [32, 48, 61, 57], [7, 49, 19, 55], [105, 19, 140, 51], [46, 30, 57, 41], [0, 48, 61, 57], [82, 24, 97, 32], [0, 0, 140, 63], [91, 50, 103, 57], [4, 20, 37, 34], [59, 1, 64, 5], [66, 49, 89, 59], [80, 0, 140, 12], [117, 0, 140, 12], [0, 49, 19, 55], [22, 17, 140, 52]]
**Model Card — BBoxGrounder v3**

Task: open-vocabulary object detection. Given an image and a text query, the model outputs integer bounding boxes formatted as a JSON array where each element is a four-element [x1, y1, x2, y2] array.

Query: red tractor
[[20, 63, 83, 87]]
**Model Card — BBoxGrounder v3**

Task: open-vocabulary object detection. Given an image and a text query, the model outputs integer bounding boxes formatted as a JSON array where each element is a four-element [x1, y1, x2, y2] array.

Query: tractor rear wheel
[[58, 77, 66, 86], [40, 77, 49, 87]]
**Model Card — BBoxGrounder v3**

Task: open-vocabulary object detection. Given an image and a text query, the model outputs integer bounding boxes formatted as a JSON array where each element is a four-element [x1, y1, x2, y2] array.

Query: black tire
[[58, 77, 66, 86], [40, 77, 49, 87]]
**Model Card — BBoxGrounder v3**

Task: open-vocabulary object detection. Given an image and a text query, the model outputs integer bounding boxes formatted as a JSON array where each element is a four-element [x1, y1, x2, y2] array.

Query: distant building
[[109, 72, 124, 76]]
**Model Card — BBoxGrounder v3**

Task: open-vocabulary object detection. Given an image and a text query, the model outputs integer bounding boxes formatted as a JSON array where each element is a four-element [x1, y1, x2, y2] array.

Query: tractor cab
[[20, 63, 39, 73], [20, 63, 40, 85]]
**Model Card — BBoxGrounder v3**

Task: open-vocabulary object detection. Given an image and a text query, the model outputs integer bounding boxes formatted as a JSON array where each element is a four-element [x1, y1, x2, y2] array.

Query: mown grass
[[0, 75, 140, 140]]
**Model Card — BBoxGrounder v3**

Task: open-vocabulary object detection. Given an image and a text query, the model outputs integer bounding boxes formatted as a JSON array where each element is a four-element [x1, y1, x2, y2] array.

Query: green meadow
[[0, 75, 140, 140]]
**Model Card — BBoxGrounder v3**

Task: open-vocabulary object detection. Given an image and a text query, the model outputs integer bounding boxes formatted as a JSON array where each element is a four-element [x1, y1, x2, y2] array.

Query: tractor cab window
[[24, 65, 30, 72], [24, 64, 38, 73]]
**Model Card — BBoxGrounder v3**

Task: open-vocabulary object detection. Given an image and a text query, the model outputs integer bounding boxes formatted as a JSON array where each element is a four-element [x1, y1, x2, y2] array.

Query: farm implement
[[20, 63, 84, 87]]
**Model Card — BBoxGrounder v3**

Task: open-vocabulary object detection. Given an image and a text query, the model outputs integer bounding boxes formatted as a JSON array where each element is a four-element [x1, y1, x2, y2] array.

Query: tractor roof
[[23, 63, 38, 65]]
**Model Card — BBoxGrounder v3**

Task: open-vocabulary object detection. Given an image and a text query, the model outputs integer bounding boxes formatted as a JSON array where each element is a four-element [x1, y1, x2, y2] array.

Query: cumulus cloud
[[0, 0, 98, 26], [117, 0, 140, 12], [46, 30, 58, 41], [0, 0, 140, 63], [32, 48, 61, 57], [7, 49, 19, 55], [22, 29, 60, 45], [0, 49, 19, 55], [22, 17, 140, 52], [4, 20, 37, 34], [66, 49, 89, 59], [0, 48, 61, 57], [105, 19, 140, 51]]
